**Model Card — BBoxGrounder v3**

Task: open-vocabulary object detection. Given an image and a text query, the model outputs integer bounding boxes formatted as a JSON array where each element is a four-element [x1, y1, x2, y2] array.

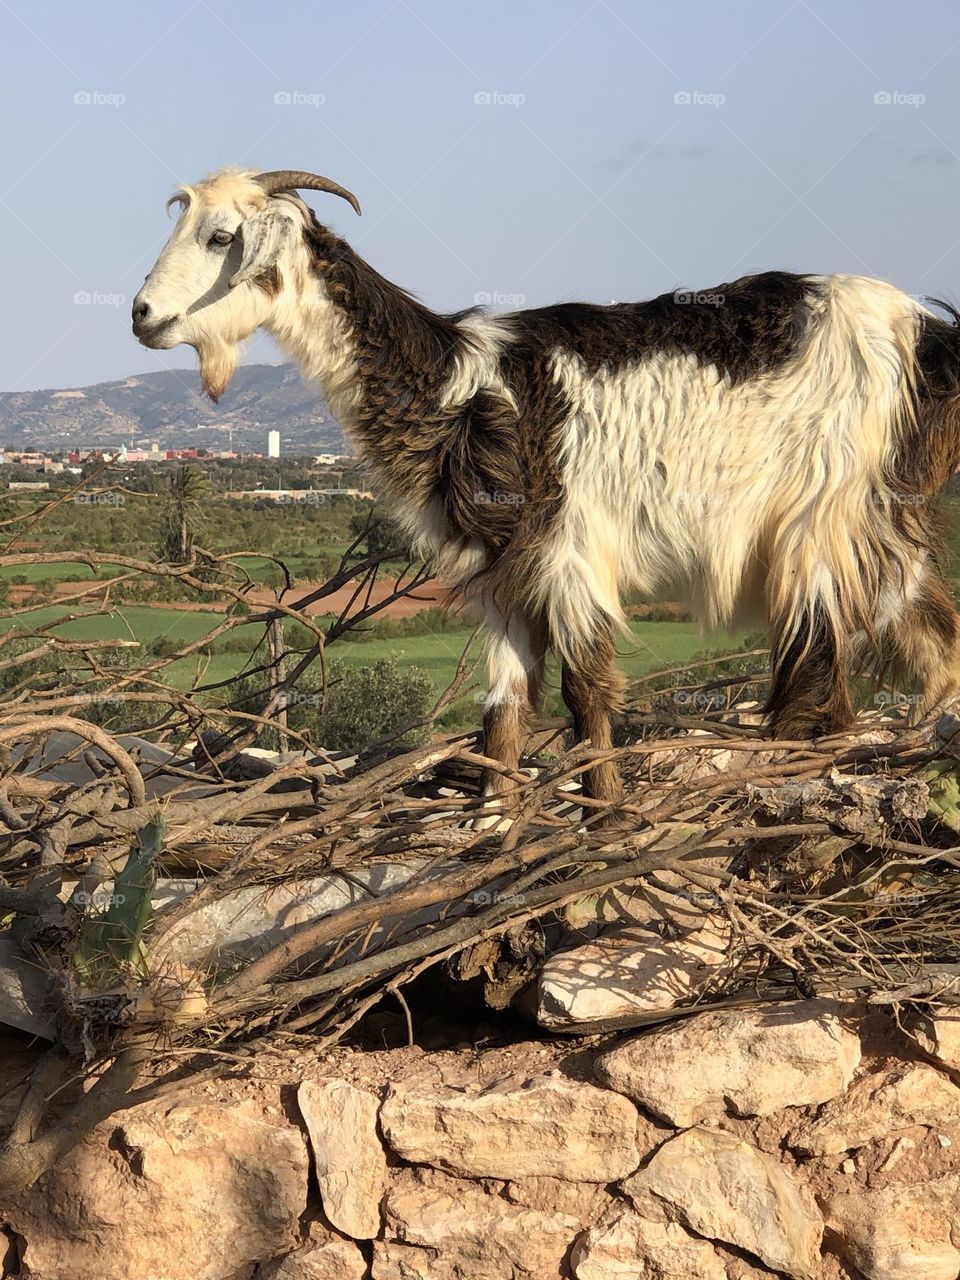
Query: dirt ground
[[10, 576, 460, 619]]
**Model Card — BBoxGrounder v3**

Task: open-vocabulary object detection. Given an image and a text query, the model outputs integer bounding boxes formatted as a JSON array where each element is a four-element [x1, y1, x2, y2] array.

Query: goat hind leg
[[560, 621, 625, 821], [878, 571, 960, 720]]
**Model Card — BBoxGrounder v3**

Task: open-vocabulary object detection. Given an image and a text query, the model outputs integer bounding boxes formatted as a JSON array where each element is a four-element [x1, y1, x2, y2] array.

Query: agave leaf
[[924, 760, 960, 833], [75, 814, 162, 981]]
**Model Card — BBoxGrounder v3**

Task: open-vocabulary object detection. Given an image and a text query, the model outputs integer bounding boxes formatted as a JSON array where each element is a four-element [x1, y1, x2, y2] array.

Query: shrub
[[148, 636, 180, 659], [224, 656, 434, 753], [317, 658, 434, 752]]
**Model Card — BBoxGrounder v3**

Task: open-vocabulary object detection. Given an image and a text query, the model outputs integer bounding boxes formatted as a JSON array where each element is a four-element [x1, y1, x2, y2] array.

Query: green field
[[0, 562, 110, 583], [0, 553, 395, 587], [0, 556, 320, 584], [0, 603, 749, 721]]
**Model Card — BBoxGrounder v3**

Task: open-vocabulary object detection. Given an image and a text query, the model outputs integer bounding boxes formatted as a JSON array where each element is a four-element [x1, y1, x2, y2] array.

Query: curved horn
[[255, 170, 362, 216]]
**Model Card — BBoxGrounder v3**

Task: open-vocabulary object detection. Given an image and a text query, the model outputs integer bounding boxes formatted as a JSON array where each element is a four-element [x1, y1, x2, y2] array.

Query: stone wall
[[3, 999, 960, 1280]]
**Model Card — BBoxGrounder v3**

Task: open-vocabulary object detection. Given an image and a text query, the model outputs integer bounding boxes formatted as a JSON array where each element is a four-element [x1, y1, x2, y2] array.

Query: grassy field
[[1, 605, 223, 646], [0, 562, 110, 583], [0, 556, 323, 584], [0, 602, 750, 717]]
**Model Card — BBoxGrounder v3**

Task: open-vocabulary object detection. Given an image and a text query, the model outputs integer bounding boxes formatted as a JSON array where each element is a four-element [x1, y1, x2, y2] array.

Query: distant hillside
[[0, 364, 346, 455]]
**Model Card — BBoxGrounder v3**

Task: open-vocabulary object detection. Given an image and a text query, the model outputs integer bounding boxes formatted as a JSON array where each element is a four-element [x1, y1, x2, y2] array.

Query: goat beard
[[197, 339, 239, 403]]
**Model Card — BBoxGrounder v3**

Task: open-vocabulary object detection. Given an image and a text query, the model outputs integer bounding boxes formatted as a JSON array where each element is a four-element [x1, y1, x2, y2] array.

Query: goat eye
[[208, 230, 234, 247]]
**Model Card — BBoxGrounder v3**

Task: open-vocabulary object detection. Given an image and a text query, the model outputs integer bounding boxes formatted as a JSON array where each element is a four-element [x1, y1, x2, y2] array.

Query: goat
[[132, 166, 960, 822]]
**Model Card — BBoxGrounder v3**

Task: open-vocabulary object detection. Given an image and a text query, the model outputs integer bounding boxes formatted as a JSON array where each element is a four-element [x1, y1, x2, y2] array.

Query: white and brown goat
[[133, 166, 960, 819]]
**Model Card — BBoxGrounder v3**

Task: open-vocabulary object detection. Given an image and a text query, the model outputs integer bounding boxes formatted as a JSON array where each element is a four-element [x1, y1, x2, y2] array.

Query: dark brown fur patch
[[507, 270, 818, 384], [765, 605, 854, 739], [560, 623, 625, 811], [890, 301, 960, 553], [303, 215, 571, 609], [252, 265, 282, 298]]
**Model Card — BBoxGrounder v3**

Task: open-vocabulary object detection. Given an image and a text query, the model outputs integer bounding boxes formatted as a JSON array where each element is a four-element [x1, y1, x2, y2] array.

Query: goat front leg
[[560, 620, 625, 823], [477, 610, 547, 830]]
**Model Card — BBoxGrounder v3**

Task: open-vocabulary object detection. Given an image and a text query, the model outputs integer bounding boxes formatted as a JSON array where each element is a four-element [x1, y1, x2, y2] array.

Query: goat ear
[[229, 208, 295, 289]]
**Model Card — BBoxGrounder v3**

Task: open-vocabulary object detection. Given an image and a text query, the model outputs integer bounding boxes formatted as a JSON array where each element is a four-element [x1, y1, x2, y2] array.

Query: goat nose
[[132, 298, 150, 324]]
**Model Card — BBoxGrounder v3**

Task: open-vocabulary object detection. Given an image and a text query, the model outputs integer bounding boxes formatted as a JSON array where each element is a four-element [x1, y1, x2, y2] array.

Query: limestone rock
[[7, 1101, 308, 1280], [596, 999, 861, 1126], [571, 1209, 727, 1279], [0, 933, 55, 1038], [258, 1220, 368, 1279], [298, 1078, 387, 1239], [502, 1174, 613, 1227], [372, 1242, 437, 1279], [824, 1174, 960, 1280], [789, 1062, 960, 1155], [586, 865, 730, 935], [913, 1011, 960, 1073], [380, 1072, 640, 1181], [381, 1168, 580, 1279], [537, 920, 729, 1029], [624, 1126, 822, 1280]]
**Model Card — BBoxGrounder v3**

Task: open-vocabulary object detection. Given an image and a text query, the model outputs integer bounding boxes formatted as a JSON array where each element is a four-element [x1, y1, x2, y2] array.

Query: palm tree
[[160, 465, 209, 562]]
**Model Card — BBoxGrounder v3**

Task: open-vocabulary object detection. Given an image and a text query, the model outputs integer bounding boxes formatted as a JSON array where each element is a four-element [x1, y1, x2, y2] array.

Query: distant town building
[[267, 430, 281, 459], [225, 488, 373, 503], [2, 452, 46, 468], [8, 481, 50, 492], [119, 444, 157, 463]]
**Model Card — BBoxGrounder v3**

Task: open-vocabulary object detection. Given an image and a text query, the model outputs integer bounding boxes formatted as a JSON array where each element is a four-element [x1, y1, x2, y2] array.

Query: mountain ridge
[[0, 364, 346, 455]]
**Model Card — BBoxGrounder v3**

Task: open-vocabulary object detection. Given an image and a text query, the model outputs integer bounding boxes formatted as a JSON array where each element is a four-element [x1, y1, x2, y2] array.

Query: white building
[[267, 430, 281, 459]]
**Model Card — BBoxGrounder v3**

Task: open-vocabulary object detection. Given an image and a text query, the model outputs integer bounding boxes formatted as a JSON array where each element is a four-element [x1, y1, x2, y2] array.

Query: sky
[[2, 0, 960, 392]]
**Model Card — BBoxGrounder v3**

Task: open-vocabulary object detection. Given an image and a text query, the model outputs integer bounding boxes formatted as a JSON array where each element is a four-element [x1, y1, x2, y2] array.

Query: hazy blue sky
[[3, 0, 960, 391]]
